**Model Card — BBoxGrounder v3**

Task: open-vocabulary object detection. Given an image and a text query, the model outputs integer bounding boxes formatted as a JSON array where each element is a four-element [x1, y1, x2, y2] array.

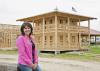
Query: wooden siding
[[0, 24, 20, 48], [17, 11, 96, 51]]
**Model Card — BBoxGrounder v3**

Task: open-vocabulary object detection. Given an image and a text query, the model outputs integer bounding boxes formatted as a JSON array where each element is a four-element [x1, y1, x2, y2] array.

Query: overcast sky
[[0, 0, 100, 31]]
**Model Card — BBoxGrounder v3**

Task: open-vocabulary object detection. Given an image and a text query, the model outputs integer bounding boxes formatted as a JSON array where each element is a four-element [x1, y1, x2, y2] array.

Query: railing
[[67, 26, 89, 33], [34, 26, 42, 34], [70, 43, 79, 49], [34, 24, 89, 34], [81, 41, 90, 49], [57, 24, 67, 32], [79, 27, 89, 33], [45, 24, 55, 32], [68, 26, 78, 32], [81, 41, 90, 46], [68, 26, 78, 29]]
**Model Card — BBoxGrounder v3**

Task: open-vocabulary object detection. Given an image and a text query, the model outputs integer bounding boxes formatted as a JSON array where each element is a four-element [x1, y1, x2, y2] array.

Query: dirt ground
[[39, 58, 100, 71], [0, 54, 100, 71]]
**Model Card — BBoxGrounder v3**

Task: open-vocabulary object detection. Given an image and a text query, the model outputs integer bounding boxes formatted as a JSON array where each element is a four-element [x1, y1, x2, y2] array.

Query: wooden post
[[43, 17, 45, 49], [4, 33, 5, 48], [10, 32, 11, 48], [88, 20, 90, 46], [79, 19, 81, 49], [55, 14, 58, 52], [63, 33, 65, 49], [8, 33, 10, 47], [95, 36, 96, 44], [68, 17, 70, 49], [32, 20, 35, 35]]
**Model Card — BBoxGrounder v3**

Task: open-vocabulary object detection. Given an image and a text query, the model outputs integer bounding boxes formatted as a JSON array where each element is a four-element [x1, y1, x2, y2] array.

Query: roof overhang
[[16, 11, 97, 22], [90, 29, 100, 36]]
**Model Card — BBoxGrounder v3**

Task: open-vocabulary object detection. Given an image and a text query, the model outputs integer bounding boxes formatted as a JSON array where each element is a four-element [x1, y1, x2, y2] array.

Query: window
[[45, 26, 46, 29], [60, 35, 63, 45], [45, 21, 46, 24], [66, 35, 68, 43], [50, 19, 53, 24], [72, 36, 75, 43], [96, 38, 100, 40], [45, 36, 47, 45], [50, 36, 53, 42], [50, 36, 53, 46], [66, 20, 68, 23], [60, 19, 63, 24], [45, 36, 46, 41], [45, 21, 47, 29]]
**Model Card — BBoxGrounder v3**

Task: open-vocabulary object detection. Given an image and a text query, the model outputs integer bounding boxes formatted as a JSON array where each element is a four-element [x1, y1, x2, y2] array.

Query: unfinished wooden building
[[17, 11, 96, 53], [0, 24, 20, 48]]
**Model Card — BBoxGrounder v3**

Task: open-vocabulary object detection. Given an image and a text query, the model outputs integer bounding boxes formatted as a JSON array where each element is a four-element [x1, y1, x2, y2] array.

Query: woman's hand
[[32, 63, 38, 70]]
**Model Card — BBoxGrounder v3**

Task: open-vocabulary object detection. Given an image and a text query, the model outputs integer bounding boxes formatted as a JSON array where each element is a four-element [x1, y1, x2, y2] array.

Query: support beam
[[95, 36, 96, 44], [79, 19, 81, 49], [32, 20, 35, 35], [55, 14, 58, 50], [68, 17, 70, 49], [54, 51, 60, 55], [88, 20, 90, 45], [42, 17, 45, 49]]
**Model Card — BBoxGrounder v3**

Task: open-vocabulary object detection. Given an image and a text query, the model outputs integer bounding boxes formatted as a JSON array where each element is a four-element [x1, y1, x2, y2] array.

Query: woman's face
[[23, 26, 31, 36]]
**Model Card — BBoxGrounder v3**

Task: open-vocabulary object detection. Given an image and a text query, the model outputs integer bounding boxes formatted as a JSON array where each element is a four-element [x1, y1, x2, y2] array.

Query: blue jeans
[[18, 64, 42, 71]]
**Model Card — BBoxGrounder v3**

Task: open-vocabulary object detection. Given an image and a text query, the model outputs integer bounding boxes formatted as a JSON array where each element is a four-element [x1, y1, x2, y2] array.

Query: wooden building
[[17, 11, 96, 53], [90, 29, 100, 44], [0, 24, 20, 48]]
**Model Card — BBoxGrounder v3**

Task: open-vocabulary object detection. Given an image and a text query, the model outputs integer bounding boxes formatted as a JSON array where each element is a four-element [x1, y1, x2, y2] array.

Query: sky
[[0, 0, 100, 31]]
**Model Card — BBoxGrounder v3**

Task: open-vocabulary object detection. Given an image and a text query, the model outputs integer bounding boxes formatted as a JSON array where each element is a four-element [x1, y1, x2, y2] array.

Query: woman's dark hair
[[20, 22, 33, 36]]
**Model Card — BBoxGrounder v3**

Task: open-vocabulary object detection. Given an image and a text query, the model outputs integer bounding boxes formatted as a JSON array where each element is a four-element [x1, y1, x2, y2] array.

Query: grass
[[39, 45, 100, 62], [0, 50, 17, 55], [88, 45, 100, 54], [39, 53, 95, 61], [0, 45, 100, 62]]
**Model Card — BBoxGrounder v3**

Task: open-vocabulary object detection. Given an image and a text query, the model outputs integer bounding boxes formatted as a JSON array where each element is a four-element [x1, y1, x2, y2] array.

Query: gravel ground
[[0, 54, 100, 71]]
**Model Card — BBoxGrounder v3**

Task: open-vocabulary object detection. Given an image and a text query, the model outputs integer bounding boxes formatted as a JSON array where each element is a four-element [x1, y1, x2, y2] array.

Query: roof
[[90, 29, 100, 36], [16, 11, 97, 22]]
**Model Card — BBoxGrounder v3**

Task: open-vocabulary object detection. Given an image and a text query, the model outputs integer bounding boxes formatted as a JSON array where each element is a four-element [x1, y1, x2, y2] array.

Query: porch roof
[[16, 11, 97, 22], [90, 29, 100, 36]]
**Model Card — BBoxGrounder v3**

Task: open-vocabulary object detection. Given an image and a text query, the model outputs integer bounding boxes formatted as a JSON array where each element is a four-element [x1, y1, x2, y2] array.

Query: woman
[[16, 22, 41, 71]]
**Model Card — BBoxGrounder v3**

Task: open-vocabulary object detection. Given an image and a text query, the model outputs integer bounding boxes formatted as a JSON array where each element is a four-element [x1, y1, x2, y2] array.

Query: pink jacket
[[16, 35, 38, 67]]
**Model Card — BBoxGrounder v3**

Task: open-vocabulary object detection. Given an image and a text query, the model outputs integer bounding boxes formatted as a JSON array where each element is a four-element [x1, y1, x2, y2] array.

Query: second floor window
[[60, 35, 63, 45], [45, 36, 47, 45], [60, 19, 63, 24], [45, 21, 46, 24], [50, 19, 53, 24], [72, 36, 75, 43]]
